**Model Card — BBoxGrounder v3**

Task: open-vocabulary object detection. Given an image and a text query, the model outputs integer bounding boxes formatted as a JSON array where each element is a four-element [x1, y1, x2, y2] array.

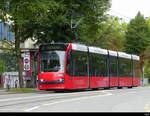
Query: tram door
[[66, 50, 89, 89]]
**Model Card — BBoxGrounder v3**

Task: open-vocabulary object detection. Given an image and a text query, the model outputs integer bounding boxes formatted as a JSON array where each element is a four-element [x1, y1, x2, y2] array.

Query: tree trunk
[[14, 24, 24, 88], [18, 52, 24, 88]]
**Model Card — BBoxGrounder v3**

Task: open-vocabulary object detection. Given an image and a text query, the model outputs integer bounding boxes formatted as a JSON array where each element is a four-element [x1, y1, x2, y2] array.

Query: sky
[[108, 0, 150, 22]]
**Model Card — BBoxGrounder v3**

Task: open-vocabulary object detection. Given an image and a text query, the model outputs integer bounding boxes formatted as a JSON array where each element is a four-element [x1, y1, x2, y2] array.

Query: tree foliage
[[143, 18, 150, 80], [0, 0, 111, 87], [88, 16, 127, 51], [0, 60, 5, 75], [124, 12, 150, 55], [124, 12, 150, 80], [22, 0, 111, 44], [0, 0, 111, 44], [0, 0, 65, 87]]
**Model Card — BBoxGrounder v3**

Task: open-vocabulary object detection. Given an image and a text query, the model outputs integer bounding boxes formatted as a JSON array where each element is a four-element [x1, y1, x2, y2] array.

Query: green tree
[[145, 58, 150, 81], [144, 45, 150, 81], [0, 0, 61, 87], [97, 16, 127, 50], [143, 18, 150, 81], [124, 12, 150, 78], [0, 40, 14, 52], [25, 0, 111, 44], [124, 12, 149, 55], [0, 60, 5, 75], [0, 0, 111, 87], [81, 16, 127, 51]]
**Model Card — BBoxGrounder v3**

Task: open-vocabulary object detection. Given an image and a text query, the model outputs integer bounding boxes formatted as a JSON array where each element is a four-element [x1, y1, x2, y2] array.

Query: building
[[0, 21, 38, 88], [0, 22, 14, 42]]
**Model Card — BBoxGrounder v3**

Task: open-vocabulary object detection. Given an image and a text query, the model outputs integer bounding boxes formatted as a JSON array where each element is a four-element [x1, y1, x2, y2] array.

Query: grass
[[6, 88, 39, 93], [146, 83, 150, 86], [140, 83, 150, 87], [5, 83, 150, 93]]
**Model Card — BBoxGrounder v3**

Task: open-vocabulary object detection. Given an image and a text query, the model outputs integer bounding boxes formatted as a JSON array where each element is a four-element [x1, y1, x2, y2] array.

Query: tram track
[[1, 87, 148, 112], [0, 90, 110, 111]]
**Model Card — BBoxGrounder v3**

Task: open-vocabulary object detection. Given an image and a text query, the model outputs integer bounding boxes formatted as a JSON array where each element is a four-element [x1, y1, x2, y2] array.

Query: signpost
[[23, 53, 30, 71]]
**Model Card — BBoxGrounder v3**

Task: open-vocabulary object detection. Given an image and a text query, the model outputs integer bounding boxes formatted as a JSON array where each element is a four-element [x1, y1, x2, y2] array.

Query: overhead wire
[[108, 9, 133, 22]]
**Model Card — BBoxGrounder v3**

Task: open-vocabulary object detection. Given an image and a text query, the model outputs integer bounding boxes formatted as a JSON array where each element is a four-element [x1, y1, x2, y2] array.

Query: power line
[[108, 9, 132, 20]]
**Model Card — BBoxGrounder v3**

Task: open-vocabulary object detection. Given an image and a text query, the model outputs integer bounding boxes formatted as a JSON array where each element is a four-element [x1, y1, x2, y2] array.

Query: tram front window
[[40, 51, 65, 73]]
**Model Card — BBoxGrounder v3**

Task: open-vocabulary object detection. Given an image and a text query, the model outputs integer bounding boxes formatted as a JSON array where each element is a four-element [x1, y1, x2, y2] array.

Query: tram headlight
[[40, 79, 44, 82], [58, 78, 64, 83]]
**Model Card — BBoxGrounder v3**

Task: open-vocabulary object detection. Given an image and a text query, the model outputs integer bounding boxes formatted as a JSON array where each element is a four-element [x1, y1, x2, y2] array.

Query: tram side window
[[99, 55, 108, 77], [89, 53, 108, 77], [89, 53, 100, 77], [66, 50, 88, 77], [133, 61, 141, 78], [109, 56, 118, 77], [118, 58, 132, 77]]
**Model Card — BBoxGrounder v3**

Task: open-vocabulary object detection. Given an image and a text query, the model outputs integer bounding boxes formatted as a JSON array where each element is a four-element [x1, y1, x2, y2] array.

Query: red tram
[[37, 43, 141, 90]]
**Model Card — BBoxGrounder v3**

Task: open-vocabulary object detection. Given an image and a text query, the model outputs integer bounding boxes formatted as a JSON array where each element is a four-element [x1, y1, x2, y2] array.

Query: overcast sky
[[108, 0, 150, 22]]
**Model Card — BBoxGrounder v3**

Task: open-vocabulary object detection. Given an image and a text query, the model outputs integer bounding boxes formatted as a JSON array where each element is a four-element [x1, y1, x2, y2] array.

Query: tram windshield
[[40, 51, 65, 73]]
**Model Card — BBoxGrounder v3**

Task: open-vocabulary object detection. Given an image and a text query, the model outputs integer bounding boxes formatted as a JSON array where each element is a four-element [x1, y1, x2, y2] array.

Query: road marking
[[24, 91, 112, 112], [24, 106, 40, 112], [145, 110, 150, 112], [144, 102, 150, 112]]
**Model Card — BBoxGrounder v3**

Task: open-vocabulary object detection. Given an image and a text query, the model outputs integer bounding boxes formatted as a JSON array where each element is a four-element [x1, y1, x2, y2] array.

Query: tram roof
[[108, 50, 118, 57], [118, 52, 132, 59], [71, 43, 88, 52], [132, 54, 140, 61], [89, 46, 108, 55], [39, 43, 140, 61]]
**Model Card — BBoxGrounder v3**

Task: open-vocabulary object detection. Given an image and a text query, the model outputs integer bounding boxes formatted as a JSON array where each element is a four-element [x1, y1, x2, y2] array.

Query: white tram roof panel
[[89, 46, 108, 55], [72, 43, 88, 52], [118, 52, 132, 59], [108, 50, 118, 57], [132, 55, 140, 61]]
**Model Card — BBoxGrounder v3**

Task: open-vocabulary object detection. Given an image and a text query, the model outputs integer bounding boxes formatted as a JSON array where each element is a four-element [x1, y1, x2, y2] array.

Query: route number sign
[[23, 53, 30, 71]]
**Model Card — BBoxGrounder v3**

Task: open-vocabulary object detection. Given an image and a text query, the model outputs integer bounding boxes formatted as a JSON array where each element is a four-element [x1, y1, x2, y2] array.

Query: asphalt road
[[0, 86, 150, 112]]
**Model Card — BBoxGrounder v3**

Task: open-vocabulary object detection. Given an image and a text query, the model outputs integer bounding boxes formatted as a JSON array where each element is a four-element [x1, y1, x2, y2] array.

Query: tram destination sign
[[40, 44, 67, 51]]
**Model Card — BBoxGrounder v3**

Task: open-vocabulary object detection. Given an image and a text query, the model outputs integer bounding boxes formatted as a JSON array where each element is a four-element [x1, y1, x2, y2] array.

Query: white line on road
[[25, 106, 40, 112]]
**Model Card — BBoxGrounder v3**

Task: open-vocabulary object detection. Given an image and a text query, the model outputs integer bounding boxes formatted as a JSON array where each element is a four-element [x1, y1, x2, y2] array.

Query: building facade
[[0, 22, 14, 42], [0, 22, 38, 88]]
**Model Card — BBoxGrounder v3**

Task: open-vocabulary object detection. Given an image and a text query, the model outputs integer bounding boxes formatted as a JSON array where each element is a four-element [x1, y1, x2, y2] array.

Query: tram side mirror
[[32, 71, 38, 76]]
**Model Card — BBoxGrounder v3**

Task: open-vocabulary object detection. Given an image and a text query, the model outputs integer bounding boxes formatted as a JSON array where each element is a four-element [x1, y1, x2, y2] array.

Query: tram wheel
[[117, 87, 123, 89]]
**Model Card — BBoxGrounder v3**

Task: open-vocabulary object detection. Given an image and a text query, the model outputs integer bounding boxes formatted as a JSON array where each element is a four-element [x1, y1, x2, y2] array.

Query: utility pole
[[70, 12, 84, 41]]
